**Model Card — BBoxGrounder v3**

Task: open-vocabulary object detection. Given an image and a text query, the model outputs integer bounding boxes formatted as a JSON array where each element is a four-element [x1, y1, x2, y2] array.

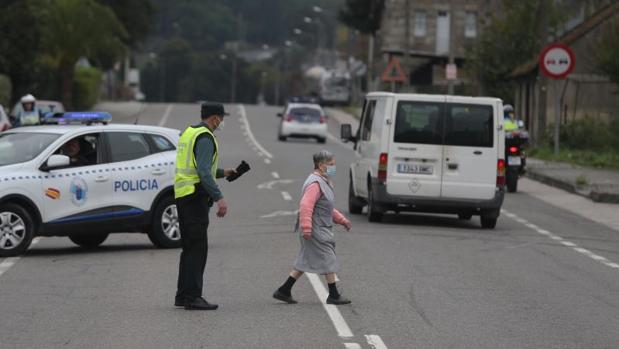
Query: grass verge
[[529, 147, 619, 170]]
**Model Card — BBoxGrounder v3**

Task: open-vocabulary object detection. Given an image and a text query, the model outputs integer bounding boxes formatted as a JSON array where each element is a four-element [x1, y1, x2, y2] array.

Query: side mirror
[[341, 124, 354, 143], [41, 154, 70, 171], [277, 112, 283, 118]]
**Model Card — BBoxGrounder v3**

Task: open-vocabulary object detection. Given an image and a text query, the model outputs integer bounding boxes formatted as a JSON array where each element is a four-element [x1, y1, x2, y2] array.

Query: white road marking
[[257, 179, 294, 190], [260, 210, 299, 218], [271, 172, 280, 179], [281, 191, 292, 201], [238, 104, 273, 159], [0, 237, 41, 278], [365, 335, 388, 349], [306, 273, 354, 338], [344, 343, 361, 349], [504, 210, 619, 270], [157, 104, 173, 127], [264, 159, 271, 164]]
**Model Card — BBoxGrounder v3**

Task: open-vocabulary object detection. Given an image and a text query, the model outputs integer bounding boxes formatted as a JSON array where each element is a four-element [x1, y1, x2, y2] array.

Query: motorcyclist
[[15, 94, 42, 126], [503, 104, 518, 131]]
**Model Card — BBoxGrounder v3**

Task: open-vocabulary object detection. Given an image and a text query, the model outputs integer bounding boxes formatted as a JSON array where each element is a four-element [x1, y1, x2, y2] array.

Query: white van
[[341, 92, 506, 228]]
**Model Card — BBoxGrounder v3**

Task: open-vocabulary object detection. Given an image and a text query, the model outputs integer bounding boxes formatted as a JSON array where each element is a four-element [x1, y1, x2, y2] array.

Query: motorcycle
[[505, 121, 528, 193]]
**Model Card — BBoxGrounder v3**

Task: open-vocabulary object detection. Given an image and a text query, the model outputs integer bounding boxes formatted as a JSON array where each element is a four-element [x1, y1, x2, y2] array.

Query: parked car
[[277, 102, 328, 143], [0, 105, 11, 132], [0, 112, 180, 256], [341, 92, 505, 228]]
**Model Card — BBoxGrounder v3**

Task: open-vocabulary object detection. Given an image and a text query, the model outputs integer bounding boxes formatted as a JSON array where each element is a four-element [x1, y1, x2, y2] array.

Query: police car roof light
[[42, 111, 112, 125]]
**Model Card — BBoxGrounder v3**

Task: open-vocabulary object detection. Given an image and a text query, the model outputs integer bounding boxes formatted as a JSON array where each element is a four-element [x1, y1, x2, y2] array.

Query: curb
[[526, 169, 619, 204]]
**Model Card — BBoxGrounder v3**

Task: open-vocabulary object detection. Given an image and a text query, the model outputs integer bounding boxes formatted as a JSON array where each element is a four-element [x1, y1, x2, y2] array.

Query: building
[[380, 0, 499, 92], [510, 1, 619, 143]]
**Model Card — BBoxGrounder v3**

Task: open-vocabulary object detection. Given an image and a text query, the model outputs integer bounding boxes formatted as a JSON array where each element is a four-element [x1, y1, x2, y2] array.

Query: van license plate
[[508, 156, 521, 166], [397, 163, 433, 175]]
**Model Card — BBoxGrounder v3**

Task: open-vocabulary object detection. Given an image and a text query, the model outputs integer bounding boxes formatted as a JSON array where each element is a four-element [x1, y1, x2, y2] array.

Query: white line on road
[[306, 273, 354, 338], [344, 343, 361, 349], [264, 159, 271, 164], [504, 210, 619, 270], [271, 172, 280, 179], [281, 191, 292, 201], [0, 237, 41, 278], [365, 335, 389, 349], [260, 210, 299, 218], [238, 104, 273, 159], [157, 104, 173, 127]]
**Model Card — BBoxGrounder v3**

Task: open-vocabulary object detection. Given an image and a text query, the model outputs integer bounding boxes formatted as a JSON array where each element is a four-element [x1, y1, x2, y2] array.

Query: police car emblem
[[70, 177, 88, 206], [408, 179, 421, 193]]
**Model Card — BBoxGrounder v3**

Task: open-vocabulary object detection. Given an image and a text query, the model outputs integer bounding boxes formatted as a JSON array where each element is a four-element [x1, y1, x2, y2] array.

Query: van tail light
[[320, 115, 326, 124], [508, 146, 519, 154], [378, 153, 388, 182], [497, 159, 506, 186], [285, 115, 293, 122]]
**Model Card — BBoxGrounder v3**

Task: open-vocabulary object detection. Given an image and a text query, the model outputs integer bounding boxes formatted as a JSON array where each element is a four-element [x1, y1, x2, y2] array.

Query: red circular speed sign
[[539, 44, 575, 79]]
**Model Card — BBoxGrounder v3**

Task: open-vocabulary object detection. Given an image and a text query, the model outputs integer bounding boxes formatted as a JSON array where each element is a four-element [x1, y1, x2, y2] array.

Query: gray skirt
[[293, 225, 340, 274]]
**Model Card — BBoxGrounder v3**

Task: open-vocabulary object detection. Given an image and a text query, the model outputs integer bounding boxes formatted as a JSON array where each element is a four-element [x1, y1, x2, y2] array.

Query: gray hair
[[313, 150, 334, 169]]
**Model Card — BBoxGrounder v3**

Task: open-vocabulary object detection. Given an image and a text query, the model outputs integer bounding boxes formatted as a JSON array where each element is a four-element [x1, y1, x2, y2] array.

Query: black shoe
[[174, 299, 186, 307], [273, 290, 298, 304], [326, 295, 351, 305], [184, 297, 219, 310]]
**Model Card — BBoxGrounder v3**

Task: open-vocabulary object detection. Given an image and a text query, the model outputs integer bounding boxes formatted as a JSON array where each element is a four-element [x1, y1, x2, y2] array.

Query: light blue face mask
[[325, 165, 336, 177]]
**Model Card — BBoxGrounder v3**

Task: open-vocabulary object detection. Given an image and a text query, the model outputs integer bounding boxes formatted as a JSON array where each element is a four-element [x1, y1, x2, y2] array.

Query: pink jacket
[[299, 182, 350, 237]]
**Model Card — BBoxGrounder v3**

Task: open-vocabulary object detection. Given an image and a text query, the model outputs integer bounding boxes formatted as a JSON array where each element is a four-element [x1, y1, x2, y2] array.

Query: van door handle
[[152, 169, 166, 176], [474, 151, 483, 155], [448, 163, 458, 170], [95, 175, 109, 182]]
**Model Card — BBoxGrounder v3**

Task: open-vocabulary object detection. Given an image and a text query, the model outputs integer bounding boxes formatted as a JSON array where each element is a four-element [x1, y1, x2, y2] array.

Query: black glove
[[226, 160, 251, 182]]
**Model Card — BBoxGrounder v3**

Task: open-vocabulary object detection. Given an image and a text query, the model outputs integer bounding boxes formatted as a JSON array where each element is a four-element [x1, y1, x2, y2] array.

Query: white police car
[[0, 112, 181, 256]]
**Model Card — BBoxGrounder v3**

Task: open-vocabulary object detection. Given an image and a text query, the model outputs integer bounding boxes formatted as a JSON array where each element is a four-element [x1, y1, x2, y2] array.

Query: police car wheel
[[148, 196, 181, 248], [69, 233, 109, 248], [0, 203, 35, 257]]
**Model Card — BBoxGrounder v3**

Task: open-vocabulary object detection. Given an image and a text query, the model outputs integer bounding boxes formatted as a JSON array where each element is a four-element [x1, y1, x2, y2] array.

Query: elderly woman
[[273, 150, 352, 305]]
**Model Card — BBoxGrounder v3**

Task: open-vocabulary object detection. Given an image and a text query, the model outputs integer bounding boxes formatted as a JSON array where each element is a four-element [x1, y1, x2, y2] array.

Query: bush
[[0, 75, 12, 107], [73, 67, 102, 110], [548, 117, 616, 151]]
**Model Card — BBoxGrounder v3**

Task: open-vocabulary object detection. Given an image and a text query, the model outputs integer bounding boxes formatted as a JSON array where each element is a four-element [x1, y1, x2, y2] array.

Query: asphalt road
[[1, 102, 618, 349]]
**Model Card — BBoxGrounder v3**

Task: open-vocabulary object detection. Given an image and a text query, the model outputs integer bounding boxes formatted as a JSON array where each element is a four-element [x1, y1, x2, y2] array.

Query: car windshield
[[0, 132, 60, 166], [289, 107, 322, 122]]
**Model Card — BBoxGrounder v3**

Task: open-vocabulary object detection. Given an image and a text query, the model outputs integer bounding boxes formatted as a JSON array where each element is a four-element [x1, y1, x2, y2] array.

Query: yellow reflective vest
[[174, 125, 218, 199]]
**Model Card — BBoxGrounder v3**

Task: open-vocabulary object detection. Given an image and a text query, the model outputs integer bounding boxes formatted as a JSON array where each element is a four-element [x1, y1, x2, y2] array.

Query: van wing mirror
[[341, 124, 355, 143], [41, 154, 70, 171]]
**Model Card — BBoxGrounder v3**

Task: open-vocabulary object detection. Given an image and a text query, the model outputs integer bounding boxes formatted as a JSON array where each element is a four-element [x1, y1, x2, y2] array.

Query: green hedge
[[0, 74, 12, 107], [73, 67, 102, 110], [548, 117, 619, 151]]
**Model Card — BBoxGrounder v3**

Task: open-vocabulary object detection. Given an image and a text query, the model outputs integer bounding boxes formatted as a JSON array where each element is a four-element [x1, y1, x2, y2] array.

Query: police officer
[[174, 102, 235, 310], [15, 94, 41, 126], [503, 104, 518, 131]]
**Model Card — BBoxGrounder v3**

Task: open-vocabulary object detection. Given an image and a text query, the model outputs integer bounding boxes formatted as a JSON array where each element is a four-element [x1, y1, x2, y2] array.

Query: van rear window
[[445, 105, 493, 148], [394, 102, 442, 145]]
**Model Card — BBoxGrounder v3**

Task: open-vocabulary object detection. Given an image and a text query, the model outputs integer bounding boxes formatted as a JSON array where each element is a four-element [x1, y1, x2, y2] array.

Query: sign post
[[539, 43, 575, 155], [381, 57, 407, 92]]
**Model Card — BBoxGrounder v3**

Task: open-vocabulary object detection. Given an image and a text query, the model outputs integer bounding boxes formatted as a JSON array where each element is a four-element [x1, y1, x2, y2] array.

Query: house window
[[414, 11, 426, 37], [465, 12, 477, 38]]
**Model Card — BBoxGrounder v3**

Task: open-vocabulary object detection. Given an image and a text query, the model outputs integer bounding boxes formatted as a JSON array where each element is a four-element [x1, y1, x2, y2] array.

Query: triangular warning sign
[[381, 57, 407, 83]]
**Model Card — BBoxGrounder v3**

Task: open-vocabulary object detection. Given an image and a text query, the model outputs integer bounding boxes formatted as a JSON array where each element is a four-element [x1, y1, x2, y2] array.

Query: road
[[1, 102, 618, 349]]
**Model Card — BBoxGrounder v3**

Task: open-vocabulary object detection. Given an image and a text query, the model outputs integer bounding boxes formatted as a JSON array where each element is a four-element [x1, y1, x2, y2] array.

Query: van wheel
[[69, 233, 108, 248], [317, 137, 326, 144], [348, 179, 363, 214], [278, 135, 286, 141], [148, 195, 181, 248], [0, 203, 35, 257], [367, 185, 383, 222]]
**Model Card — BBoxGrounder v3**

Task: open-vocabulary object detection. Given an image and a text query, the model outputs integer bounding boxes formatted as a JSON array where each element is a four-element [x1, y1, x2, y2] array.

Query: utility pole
[[404, 0, 411, 92], [231, 13, 243, 104], [447, 3, 455, 95], [536, 0, 550, 145]]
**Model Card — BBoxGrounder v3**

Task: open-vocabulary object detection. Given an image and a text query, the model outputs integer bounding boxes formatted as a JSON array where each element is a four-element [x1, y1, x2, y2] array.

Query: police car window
[[54, 134, 101, 167], [0, 133, 59, 166], [394, 102, 442, 145], [107, 132, 151, 162], [445, 104, 493, 148], [148, 134, 175, 152]]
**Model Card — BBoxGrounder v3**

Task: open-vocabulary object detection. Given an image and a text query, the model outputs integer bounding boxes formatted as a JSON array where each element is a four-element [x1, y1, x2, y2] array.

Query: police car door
[[41, 132, 116, 225], [104, 131, 168, 216]]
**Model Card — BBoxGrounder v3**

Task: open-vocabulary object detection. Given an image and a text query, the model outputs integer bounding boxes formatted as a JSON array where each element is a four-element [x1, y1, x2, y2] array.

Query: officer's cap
[[201, 102, 229, 119]]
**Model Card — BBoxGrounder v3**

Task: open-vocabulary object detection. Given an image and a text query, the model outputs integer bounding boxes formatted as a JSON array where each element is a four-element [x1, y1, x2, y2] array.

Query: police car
[[0, 112, 181, 257]]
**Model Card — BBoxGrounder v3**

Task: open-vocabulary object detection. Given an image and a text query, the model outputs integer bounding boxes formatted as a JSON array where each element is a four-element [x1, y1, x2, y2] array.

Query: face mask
[[325, 165, 336, 177], [216, 119, 225, 131]]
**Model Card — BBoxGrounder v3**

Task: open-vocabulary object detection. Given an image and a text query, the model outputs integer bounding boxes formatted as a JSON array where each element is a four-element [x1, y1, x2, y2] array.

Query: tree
[[338, 0, 385, 35], [594, 19, 619, 86], [43, 0, 127, 109], [95, 0, 155, 49]]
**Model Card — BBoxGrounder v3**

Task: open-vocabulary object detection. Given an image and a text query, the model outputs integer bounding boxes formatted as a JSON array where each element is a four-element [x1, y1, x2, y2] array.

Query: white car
[[277, 103, 328, 143], [0, 112, 181, 256], [341, 92, 505, 228]]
